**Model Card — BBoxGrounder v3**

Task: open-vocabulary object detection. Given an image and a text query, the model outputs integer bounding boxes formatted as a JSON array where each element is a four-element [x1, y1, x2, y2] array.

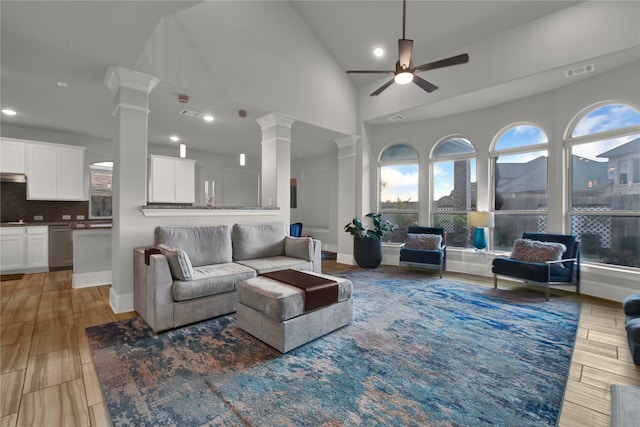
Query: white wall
[[291, 152, 339, 252], [358, 1, 640, 123], [0, 125, 263, 208], [136, 1, 358, 136], [367, 60, 640, 300], [148, 144, 261, 207]]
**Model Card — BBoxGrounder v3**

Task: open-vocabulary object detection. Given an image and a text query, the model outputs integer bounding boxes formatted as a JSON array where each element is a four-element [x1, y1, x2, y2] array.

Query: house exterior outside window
[[378, 143, 419, 243], [491, 124, 549, 251], [89, 162, 113, 219], [566, 103, 640, 268], [430, 137, 477, 248]]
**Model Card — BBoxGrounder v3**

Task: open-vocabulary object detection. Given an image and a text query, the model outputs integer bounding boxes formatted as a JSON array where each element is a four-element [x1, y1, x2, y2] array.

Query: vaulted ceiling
[[1, 1, 638, 160]]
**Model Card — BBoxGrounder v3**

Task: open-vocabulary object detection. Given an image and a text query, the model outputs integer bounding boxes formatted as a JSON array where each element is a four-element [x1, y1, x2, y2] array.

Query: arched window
[[491, 124, 548, 250], [566, 103, 640, 268], [431, 137, 476, 248], [379, 143, 419, 243]]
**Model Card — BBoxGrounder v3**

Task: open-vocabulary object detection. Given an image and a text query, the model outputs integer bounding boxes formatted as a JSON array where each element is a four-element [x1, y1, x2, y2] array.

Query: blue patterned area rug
[[88, 269, 580, 426]]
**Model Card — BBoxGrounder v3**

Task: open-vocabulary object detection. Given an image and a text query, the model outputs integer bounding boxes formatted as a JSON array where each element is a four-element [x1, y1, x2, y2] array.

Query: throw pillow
[[510, 239, 567, 263], [284, 236, 313, 261], [404, 234, 442, 250], [156, 243, 194, 281]]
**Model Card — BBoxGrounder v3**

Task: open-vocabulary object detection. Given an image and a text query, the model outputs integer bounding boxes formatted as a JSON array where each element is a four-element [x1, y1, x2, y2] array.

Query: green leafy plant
[[344, 212, 395, 240]]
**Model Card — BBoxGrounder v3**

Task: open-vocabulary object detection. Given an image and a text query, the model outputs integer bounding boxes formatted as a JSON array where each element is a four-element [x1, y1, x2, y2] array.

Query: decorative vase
[[354, 238, 382, 268]]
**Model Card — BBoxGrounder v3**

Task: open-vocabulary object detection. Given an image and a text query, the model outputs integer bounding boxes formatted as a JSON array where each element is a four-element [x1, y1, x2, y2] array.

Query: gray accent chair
[[133, 222, 322, 332]]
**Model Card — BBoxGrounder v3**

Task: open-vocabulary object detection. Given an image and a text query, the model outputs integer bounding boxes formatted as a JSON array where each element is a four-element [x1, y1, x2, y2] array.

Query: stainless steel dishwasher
[[49, 224, 73, 270]]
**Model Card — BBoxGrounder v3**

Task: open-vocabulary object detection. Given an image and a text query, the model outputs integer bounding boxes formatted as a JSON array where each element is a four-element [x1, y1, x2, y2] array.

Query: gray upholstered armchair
[[399, 226, 446, 277], [492, 233, 580, 300]]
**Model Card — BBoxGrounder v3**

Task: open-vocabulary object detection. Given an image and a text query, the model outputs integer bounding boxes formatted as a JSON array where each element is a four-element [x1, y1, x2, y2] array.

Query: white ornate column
[[256, 113, 296, 219], [104, 66, 159, 313], [335, 135, 360, 265]]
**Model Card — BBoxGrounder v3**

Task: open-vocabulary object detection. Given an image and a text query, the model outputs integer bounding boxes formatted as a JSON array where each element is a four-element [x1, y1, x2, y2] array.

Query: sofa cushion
[[284, 236, 313, 261], [155, 225, 232, 267], [232, 222, 287, 261], [172, 262, 256, 302], [404, 233, 442, 250], [510, 238, 566, 263], [157, 244, 194, 281], [236, 256, 312, 275], [237, 272, 353, 321]]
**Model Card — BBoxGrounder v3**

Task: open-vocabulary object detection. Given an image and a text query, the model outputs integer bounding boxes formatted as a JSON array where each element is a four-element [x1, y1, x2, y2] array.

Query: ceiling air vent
[[386, 114, 406, 122], [565, 64, 594, 78], [179, 109, 203, 118]]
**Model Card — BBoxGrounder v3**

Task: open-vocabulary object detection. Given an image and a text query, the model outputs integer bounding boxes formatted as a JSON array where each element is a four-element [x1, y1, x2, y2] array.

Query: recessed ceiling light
[[1, 109, 17, 116], [203, 115, 214, 122], [170, 135, 180, 142], [373, 47, 385, 57]]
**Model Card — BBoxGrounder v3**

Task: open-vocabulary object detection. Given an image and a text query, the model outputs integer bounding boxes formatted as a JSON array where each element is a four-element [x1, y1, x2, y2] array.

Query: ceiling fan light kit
[[394, 72, 413, 85], [347, 0, 469, 96]]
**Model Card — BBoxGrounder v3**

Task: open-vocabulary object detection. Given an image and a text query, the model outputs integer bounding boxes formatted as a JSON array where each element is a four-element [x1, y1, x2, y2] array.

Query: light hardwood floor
[[1, 263, 638, 426]]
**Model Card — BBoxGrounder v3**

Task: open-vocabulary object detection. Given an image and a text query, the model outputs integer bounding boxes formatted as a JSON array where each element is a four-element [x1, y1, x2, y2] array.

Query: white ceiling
[[1, 1, 636, 161]]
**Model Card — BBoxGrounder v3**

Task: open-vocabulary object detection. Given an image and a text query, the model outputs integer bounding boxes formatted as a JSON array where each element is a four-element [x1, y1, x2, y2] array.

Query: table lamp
[[467, 211, 494, 251]]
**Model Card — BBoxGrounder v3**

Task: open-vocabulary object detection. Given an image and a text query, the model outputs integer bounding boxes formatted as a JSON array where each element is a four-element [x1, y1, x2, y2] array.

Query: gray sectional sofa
[[133, 222, 321, 332]]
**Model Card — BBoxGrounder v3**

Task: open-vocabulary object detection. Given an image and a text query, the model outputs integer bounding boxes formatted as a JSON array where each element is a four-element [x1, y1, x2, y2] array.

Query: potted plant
[[344, 212, 395, 268]]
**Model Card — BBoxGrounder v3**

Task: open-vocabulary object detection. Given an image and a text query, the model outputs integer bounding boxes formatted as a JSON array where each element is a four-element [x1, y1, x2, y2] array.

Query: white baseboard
[[337, 253, 355, 265], [109, 287, 134, 314], [322, 243, 338, 253], [72, 271, 112, 288]]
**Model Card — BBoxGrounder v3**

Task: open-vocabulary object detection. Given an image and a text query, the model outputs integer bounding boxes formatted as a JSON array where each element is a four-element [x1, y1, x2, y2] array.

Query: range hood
[[0, 173, 27, 183]]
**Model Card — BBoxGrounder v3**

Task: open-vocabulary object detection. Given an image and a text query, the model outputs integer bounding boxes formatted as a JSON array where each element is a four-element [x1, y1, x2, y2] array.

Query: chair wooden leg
[[493, 275, 498, 289], [545, 286, 550, 301]]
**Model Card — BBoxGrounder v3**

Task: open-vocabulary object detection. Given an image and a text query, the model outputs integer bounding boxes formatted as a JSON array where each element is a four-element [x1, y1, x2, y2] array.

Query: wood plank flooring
[[1, 263, 638, 426]]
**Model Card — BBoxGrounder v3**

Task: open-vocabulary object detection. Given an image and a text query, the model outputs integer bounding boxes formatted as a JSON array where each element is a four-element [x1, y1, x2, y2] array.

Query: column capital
[[104, 66, 159, 95], [334, 135, 360, 149], [256, 113, 296, 130]]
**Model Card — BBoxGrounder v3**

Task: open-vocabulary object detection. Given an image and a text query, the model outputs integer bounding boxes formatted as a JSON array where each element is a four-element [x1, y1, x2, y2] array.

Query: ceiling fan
[[347, 0, 469, 96]]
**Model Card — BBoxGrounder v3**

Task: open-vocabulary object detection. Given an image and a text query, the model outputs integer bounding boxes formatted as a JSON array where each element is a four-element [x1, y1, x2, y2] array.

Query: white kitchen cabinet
[[148, 155, 195, 204], [57, 147, 86, 200], [0, 228, 25, 271], [26, 226, 48, 269], [0, 226, 49, 273], [0, 138, 26, 173], [26, 142, 87, 200]]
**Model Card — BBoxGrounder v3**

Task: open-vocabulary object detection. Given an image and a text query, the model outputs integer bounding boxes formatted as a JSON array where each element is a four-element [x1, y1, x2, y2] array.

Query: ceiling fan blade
[[398, 39, 413, 69], [413, 75, 438, 93], [370, 78, 396, 96], [346, 70, 394, 74], [414, 53, 469, 72]]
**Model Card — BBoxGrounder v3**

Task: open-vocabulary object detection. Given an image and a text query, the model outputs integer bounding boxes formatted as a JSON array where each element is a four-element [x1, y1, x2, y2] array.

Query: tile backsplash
[[1, 182, 88, 222]]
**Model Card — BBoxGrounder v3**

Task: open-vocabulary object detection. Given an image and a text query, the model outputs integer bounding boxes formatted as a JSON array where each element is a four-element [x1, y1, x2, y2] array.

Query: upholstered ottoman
[[236, 270, 353, 353]]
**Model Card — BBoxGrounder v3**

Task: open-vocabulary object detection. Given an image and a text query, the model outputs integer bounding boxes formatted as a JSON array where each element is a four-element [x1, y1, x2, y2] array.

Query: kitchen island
[[72, 225, 112, 288]]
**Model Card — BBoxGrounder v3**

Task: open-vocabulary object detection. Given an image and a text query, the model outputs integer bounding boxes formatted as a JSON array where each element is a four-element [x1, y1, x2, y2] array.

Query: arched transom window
[[491, 124, 549, 250], [379, 143, 419, 243], [431, 137, 476, 248], [566, 103, 640, 268]]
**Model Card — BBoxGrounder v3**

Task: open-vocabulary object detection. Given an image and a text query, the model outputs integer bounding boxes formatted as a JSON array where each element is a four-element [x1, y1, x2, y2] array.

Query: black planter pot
[[354, 238, 382, 268]]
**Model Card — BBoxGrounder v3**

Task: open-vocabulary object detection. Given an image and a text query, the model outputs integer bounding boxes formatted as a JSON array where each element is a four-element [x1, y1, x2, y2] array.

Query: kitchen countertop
[[0, 220, 112, 229]]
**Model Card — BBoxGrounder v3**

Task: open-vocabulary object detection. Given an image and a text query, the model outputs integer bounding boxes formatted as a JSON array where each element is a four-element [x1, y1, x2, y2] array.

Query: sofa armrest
[[133, 247, 175, 332]]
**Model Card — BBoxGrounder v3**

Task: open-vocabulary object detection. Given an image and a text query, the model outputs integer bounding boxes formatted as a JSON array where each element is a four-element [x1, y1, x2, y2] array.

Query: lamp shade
[[467, 211, 494, 228]]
